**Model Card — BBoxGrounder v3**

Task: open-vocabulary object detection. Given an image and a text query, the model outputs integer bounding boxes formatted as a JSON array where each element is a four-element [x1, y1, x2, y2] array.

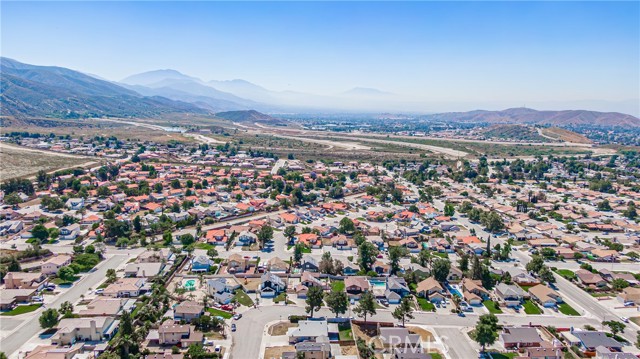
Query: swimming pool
[[183, 279, 196, 290], [369, 279, 386, 288], [447, 284, 462, 297]]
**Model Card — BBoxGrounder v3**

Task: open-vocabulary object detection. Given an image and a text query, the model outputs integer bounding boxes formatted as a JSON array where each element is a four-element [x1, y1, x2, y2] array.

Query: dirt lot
[[268, 321, 298, 336], [341, 345, 358, 355], [408, 326, 435, 342], [263, 345, 295, 359], [0, 143, 98, 181]]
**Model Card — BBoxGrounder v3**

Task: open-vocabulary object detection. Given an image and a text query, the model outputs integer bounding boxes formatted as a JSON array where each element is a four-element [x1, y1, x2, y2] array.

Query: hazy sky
[[2, 1, 639, 105]]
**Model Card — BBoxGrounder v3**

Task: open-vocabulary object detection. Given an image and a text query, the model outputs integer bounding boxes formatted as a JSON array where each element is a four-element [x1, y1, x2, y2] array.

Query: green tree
[[305, 286, 324, 318], [459, 253, 469, 273], [392, 296, 414, 327], [257, 225, 274, 249], [388, 246, 404, 275], [60, 301, 73, 316], [7, 257, 21, 272], [39, 308, 59, 329], [624, 201, 638, 220], [294, 243, 305, 264], [106, 268, 117, 284], [31, 224, 49, 241], [358, 242, 378, 272], [482, 212, 504, 233], [163, 230, 173, 245], [58, 266, 76, 282], [339, 217, 355, 234], [180, 233, 195, 246], [444, 203, 455, 217], [473, 314, 498, 352], [612, 278, 630, 291], [539, 266, 555, 284], [353, 291, 377, 324], [133, 215, 142, 233], [526, 255, 545, 273], [325, 289, 348, 318], [603, 320, 626, 336], [284, 225, 296, 242], [432, 258, 451, 282]]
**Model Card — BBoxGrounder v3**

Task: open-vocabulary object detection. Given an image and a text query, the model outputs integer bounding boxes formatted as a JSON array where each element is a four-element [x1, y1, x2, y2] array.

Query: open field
[[0, 143, 98, 181]]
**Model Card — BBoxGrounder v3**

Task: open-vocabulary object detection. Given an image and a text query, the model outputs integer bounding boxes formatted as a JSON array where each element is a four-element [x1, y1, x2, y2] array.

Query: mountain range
[[0, 58, 207, 119], [420, 107, 640, 127], [1, 58, 638, 127]]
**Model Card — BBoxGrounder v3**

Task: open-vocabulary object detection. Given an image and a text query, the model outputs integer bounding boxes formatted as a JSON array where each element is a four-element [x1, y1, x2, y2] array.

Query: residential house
[[41, 255, 72, 275], [173, 301, 204, 323], [267, 257, 289, 273], [617, 287, 640, 305], [124, 262, 163, 278], [415, 277, 446, 303], [227, 254, 248, 273], [103, 278, 146, 298], [301, 256, 319, 272], [206, 277, 239, 304], [51, 316, 119, 345], [260, 272, 286, 297], [494, 283, 528, 307], [191, 255, 213, 272], [528, 284, 563, 307], [575, 270, 607, 288], [294, 341, 332, 359], [287, 320, 332, 344], [345, 276, 370, 296], [59, 223, 81, 240], [500, 327, 544, 349], [3, 272, 47, 290], [570, 330, 623, 352], [157, 321, 203, 347]]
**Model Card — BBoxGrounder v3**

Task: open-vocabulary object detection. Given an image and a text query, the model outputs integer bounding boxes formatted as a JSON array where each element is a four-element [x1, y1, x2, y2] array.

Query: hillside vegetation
[[540, 127, 592, 144], [482, 124, 548, 142]]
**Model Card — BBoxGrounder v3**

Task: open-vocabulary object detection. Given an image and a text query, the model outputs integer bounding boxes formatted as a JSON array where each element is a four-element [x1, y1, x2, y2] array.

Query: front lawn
[[522, 300, 542, 315], [207, 308, 233, 319], [195, 242, 215, 250], [483, 300, 503, 314], [417, 298, 435, 312], [488, 353, 518, 359], [233, 290, 254, 307], [517, 284, 536, 292], [558, 303, 580, 316], [52, 276, 79, 285], [1, 304, 42, 316], [555, 269, 576, 281], [331, 280, 345, 292]]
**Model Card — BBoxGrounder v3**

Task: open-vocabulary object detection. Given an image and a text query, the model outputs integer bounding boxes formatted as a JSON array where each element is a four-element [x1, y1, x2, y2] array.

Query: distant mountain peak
[[343, 87, 393, 97], [121, 69, 200, 86]]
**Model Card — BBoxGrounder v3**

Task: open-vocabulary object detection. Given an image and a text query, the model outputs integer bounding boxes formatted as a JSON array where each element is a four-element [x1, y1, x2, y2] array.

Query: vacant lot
[[0, 143, 97, 181]]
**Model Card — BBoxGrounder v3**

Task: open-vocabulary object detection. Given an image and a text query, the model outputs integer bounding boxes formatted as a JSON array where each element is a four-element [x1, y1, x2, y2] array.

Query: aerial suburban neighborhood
[[2, 1, 640, 359]]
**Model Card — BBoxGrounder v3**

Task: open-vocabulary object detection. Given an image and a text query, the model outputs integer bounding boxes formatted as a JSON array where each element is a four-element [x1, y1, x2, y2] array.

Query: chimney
[[90, 320, 97, 335]]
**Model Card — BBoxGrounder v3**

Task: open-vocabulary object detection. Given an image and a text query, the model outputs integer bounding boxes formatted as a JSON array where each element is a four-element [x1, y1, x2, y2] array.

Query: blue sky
[[2, 1, 639, 110]]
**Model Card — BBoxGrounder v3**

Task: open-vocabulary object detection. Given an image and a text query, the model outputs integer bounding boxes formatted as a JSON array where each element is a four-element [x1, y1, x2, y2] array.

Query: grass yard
[[207, 308, 233, 319], [331, 280, 345, 292], [52, 276, 79, 285], [483, 300, 503, 314], [195, 242, 215, 250], [488, 353, 518, 359], [233, 290, 254, 307], [555, 269, 577, 281], [338, 323, 353, 340], [273, 293, 294, 304], [557, 303, 580, 316], [522, 300, 542, 315], [417, 298, 436, 312], [1, 304, 42, 316], [428, 353, 443, 359]]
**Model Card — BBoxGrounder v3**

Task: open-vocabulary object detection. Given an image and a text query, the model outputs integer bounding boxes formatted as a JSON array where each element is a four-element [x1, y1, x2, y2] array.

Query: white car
[[621, 317, 629, 323], [94, 289, 104, 294]]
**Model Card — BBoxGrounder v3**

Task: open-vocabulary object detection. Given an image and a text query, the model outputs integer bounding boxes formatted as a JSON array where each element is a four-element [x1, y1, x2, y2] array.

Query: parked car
[[457, 312, 465, 317], [231, 324, 236, 332], [233, 314, 242, 320], [214, 345, 222, 352], [621, 317, 629, 323], [95, 289, 104, 294]]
